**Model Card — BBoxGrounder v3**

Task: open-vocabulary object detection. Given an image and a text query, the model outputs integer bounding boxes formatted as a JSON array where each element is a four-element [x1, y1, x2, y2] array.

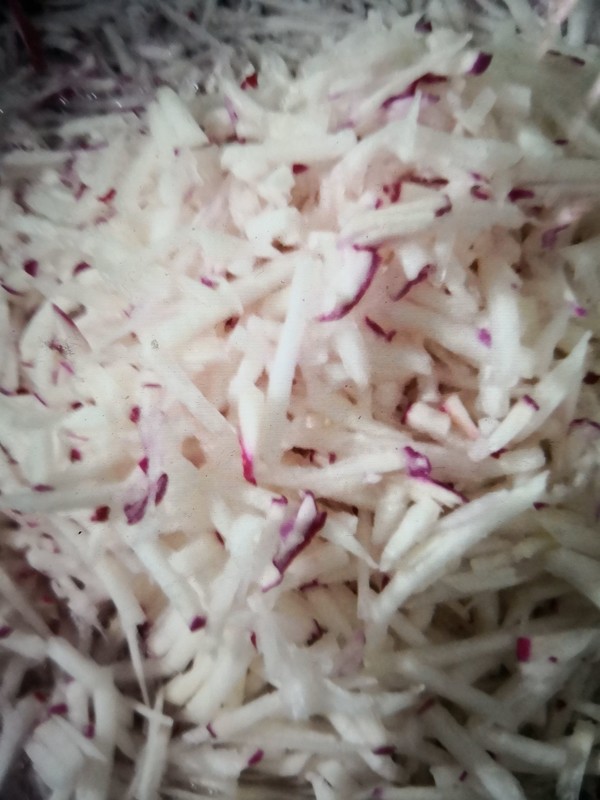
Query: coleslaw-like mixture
[[1, 2, 600, 799]]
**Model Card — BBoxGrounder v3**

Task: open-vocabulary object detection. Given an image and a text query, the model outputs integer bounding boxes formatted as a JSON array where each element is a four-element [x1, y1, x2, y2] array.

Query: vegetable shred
[[0, 1, 599, 799]]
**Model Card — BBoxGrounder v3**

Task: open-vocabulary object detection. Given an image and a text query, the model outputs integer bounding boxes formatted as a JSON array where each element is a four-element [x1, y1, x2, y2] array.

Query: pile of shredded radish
[[1, 1, 600, 799]]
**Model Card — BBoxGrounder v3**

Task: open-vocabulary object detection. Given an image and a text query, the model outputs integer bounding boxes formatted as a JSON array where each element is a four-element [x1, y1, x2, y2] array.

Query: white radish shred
[[0, 2, 599, 800]]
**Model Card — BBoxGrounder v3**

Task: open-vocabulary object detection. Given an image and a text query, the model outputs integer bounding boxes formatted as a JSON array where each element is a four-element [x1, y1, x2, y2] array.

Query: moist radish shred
[[240, 72, 258, 91], [469, 52, 493, 75], [541, 224, 570, 250], [470, 184, 491, 201], [0, 2, 600, 800], [154, 473, 169, 506], [247, 748, 264, 766], [97, 188, 117, 204], [91, 506, 110, 522], [391, 264, 433, 301], [189, 616, 207, 633], [507, 188, 535, 203], [403, 446, 432, 480], [239, 437, 257, 485], [124, 496, 149, 525], [516, 636, 532, 663], [364, 316, 396, 343], [571, 417, 600, 432], [477, 328, 492, 347], [522, 394, 541, 411], [415, 15, 432, 34], [22, 259, 39, 277], [82, 723, 95, 740], [47, 703, 68, 717], [317, 248, 381, 321]]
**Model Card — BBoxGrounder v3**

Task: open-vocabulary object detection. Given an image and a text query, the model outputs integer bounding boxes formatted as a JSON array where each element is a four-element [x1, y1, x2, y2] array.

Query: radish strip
[[0, 2, 599, 798]]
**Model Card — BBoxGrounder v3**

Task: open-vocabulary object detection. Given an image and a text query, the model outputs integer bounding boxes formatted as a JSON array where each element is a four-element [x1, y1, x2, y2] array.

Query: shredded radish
[[0, 2, 600, 800]]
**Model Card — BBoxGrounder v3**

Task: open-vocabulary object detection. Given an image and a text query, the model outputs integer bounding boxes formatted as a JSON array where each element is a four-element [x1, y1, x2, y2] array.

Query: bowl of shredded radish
[[0, 1, 599, 799]]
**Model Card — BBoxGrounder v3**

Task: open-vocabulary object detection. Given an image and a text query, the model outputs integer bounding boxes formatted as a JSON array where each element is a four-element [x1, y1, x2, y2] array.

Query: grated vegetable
[[0, 1, 600, 799]]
